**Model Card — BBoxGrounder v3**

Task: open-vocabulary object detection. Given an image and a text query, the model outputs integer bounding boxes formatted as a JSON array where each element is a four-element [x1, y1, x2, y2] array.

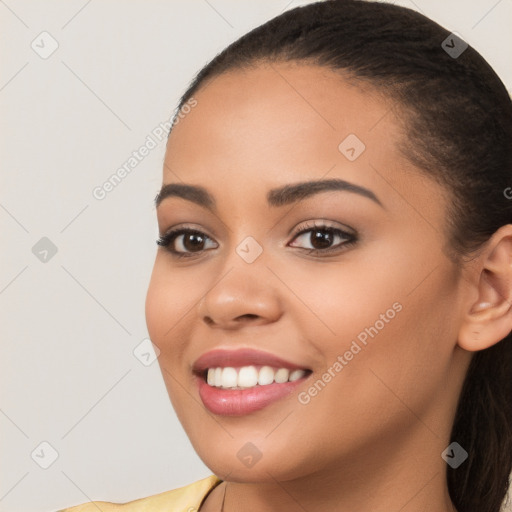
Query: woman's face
[[145, 62, 472, 483]]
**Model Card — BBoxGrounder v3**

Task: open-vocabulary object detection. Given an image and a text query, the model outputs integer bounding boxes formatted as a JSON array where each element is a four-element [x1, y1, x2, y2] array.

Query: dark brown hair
[[171, 1, 512, 510]]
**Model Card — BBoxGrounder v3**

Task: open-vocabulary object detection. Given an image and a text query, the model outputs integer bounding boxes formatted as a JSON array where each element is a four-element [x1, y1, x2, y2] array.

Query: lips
[[192, 348, 312, 416], [193, 348, 309, 374]]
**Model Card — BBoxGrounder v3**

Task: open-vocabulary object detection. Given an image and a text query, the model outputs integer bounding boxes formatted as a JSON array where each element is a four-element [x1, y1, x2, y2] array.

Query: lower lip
[[196, 375, 309, 416]]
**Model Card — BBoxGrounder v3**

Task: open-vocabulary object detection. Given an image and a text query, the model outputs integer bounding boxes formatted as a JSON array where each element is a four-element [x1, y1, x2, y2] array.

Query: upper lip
[[192, 348, 310, 374]]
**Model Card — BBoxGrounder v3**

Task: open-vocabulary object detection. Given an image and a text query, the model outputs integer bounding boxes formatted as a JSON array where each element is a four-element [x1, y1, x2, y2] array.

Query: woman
[[60, 0, 512, 511]]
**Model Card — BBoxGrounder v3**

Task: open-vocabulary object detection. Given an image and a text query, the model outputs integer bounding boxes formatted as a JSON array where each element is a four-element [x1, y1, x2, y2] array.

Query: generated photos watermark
[[92, 97, 197, 201], [298, 301, 403, 405]]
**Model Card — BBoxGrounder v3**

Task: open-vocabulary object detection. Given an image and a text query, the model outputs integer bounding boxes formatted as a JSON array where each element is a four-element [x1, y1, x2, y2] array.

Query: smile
[[193, 349, 312, 415], [206, 365, 308, 389]]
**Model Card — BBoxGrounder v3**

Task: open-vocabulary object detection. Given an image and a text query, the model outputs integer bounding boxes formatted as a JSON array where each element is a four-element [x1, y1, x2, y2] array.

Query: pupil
[[311, 230, 332, 249], [184, 233, 204, 251]]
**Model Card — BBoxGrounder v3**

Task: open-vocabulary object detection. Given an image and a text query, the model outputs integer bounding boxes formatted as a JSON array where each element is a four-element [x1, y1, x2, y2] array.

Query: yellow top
[[57, 475, 223, 512]]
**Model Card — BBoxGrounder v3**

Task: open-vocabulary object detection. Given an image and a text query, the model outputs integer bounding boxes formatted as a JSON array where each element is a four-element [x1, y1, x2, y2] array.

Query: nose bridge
[[197, 232, 281, 327]]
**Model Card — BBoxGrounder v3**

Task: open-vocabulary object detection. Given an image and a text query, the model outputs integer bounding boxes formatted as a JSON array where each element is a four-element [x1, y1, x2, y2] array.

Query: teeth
[[258, 366, 274, 386], [274, 368, 290, 383], [205, 365, 308, 389], [214, 367, 222, 387], [238, 366, 258, 387], [289, 369, 306, 382], [221, 367, 238, 388]]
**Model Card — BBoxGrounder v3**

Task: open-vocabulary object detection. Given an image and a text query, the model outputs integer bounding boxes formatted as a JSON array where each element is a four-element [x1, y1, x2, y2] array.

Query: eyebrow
[[154, 178, 383, 210]]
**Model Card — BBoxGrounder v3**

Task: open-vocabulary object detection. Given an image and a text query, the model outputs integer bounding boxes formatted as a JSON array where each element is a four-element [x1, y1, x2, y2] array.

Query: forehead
[[167, 63, 400, 177], [168, 62, 398, 161], [163, 62, 448, 226]]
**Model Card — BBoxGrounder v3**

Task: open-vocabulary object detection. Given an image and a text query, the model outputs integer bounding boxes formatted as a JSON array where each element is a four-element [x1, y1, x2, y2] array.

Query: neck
[[221, 462, 455, 512], [206, 425, 457, 512]]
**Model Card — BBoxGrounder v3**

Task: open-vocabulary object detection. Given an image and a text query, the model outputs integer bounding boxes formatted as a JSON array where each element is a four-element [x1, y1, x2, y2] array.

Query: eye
[[157, 227, 218, 258], [156, 221, 357, 258], [288, 221, 357, 255]]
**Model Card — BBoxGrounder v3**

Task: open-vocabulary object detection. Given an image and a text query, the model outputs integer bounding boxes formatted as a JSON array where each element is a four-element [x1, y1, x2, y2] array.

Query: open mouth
[[192, 348, 313, 415], [202, 365, 312, 390]]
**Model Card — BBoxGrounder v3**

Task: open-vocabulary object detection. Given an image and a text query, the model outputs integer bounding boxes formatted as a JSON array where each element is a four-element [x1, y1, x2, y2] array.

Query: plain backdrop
[[1, 1, 511, 511]]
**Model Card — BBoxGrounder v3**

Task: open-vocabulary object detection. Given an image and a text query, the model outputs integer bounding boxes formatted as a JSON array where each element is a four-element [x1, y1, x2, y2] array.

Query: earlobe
[[458, 225, 512, 352]]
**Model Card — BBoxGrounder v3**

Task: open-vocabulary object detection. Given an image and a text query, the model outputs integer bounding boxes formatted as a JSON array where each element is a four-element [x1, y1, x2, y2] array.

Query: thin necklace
[[220, 482, 227, 512]]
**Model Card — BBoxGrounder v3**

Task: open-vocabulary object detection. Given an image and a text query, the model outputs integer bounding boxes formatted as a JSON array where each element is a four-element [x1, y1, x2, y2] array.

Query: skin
[[145, 62, 512, 512]]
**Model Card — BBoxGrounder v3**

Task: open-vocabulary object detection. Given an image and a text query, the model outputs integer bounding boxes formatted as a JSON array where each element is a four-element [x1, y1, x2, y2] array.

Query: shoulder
[[57, 474, 222, 512]]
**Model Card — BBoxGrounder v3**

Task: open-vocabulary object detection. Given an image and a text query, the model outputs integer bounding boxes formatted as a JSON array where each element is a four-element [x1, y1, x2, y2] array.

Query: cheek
[[278, 253, 404, 349], [316, 275, 459, 432], [145, 258, 205, 399], [286, 251, 457, 411], [145, 264, 196, 418], [145, 256, 198, 343], [285, 304, 445, 467]]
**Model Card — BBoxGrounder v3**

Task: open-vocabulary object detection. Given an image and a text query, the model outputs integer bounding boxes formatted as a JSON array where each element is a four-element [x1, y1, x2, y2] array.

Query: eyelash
[[156, 222, 357, 259]]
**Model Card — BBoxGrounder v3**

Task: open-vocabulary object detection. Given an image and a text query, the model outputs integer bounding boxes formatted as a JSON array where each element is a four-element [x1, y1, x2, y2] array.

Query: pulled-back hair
[[172, 2, 512, 510]]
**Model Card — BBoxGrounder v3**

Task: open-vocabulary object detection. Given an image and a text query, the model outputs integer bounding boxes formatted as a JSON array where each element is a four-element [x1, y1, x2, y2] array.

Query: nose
[[197, 263, 283, 330]]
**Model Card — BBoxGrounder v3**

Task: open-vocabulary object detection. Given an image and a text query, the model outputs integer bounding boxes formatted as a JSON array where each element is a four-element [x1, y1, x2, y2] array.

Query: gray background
[[1, 1, 511, 511]]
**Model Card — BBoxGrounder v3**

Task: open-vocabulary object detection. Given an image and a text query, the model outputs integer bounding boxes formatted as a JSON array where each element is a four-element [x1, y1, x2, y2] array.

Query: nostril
[[203, 316, 214, 325], [203, 313, 259, 327], [238, 314, 258, 321]]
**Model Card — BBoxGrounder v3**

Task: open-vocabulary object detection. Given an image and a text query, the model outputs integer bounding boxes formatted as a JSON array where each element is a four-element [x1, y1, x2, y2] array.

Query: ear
[[458, 224, 512, 352]]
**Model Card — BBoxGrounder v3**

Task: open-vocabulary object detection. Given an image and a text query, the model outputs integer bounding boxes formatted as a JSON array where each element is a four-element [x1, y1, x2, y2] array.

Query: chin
[[189, 436, 317, 484]]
